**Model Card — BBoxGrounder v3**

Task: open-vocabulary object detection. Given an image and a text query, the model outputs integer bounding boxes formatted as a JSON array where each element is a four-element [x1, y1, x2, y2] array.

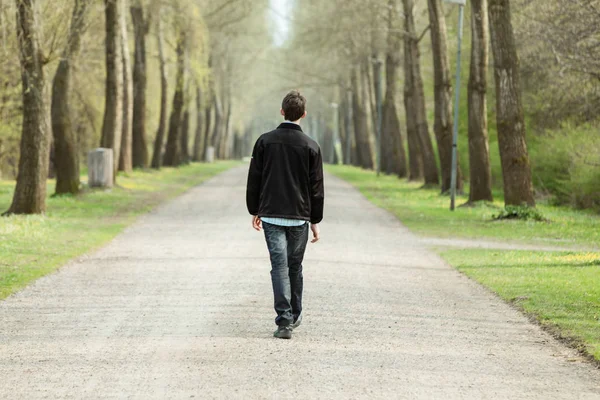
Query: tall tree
[[151, 12, 167, 169], [202, 93, 213, 162], [130, 0, 149, 169], [402, 0, 428, 181], [51, 0, 90, 195], [180, 108, 191, 164], [351, 67, 374, 169], [100, 0, 124, 178], [210, 90, 223, 155], [489, 0, 535, 206], [192, 84, 204, 162], [381, 0, 407, 177], [219, 92, 233, 159], [119, 0, 133, 173], [163, 30, 186, 166], [4, 0, 50, 215], [467, 0, 493, 203], [428, 0, 463, 193]]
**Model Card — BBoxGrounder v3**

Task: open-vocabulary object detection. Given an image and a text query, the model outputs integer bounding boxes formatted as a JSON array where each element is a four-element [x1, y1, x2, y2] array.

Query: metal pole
[[450, 4, 465, 211], [375, 59, 383, 177]]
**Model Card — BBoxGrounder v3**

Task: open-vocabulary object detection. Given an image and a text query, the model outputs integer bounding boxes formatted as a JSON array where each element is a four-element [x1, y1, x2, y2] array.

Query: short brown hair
[[282, 90, 306, 121]]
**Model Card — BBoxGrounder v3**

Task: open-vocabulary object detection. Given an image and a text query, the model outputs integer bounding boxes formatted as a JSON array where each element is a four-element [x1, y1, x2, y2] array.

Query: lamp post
[[445, 0, 466, 211]]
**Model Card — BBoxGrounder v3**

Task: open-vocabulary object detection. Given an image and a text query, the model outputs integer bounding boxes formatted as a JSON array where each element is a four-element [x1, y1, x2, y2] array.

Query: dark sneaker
[[273, 326, 292, 339], [291, 313, 303, 330]]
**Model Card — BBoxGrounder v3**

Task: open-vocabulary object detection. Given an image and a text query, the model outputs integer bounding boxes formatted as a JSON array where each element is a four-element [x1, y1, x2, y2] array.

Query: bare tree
[[467, 0, 493, 203], [4, 0, 50, 215], [489, 0, 535, 206], [51, 0, 90, 195]]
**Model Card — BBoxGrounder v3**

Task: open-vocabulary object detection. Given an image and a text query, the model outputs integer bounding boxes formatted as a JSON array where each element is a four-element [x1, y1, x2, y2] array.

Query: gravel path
[[1, 166, 599, 399]]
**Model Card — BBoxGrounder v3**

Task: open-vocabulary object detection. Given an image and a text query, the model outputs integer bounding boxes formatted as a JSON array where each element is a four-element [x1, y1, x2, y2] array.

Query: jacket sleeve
[[246, 138, 263, 215], [309, 147, 325, 224]]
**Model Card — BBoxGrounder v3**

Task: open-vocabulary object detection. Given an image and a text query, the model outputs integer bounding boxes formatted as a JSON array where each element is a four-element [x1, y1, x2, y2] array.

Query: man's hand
[[311, 224, 320, 243], [252, 215, 262, 232]]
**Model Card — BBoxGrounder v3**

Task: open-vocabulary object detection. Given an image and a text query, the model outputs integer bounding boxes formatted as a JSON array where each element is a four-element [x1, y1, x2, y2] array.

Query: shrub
[[493, 205, 547, 222], [529, 124, 600, 212]]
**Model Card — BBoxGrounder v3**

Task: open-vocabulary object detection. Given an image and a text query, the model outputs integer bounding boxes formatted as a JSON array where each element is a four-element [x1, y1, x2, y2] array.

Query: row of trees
[[282, 0, 596, 208], [2, 0, 266, 215]]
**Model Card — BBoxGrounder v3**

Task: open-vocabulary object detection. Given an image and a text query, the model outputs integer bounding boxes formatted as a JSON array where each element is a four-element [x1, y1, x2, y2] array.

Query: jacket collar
[[278, 122, 303, 132]]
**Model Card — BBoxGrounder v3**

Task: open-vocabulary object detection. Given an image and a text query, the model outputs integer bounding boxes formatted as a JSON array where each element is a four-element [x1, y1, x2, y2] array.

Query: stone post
[[205, 146, 215, 163], [88, 148, 114, 188]]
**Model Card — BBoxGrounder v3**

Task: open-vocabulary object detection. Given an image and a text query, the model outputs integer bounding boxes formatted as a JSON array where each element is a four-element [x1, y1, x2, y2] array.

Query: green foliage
[[328, 164, 600, 247], [492, 205, 547, 222], [0, 162, 239, 299], [529, 125, 600, 211], [442, 249, 600, 361]]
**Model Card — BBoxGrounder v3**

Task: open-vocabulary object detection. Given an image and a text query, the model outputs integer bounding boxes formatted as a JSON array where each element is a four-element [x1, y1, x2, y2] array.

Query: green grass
[[0, 161, 239, 300], [330, 164, 600, 362], [327, 165, 600, 248], [442, 249, 600, 362]]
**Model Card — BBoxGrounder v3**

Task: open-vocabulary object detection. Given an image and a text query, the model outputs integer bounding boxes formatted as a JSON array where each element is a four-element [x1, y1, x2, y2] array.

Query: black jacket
[[246, 123, 324, 224]]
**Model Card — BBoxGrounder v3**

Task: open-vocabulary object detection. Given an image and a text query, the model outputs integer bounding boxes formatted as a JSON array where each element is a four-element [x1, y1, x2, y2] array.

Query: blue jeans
[[263, 222, 309, 327]]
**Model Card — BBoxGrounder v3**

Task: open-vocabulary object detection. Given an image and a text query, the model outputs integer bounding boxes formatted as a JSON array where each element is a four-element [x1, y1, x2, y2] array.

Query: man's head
[[281, 90, 307, 122]]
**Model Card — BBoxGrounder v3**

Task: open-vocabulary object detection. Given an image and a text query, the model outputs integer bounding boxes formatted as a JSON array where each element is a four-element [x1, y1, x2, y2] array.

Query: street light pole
[[446, 0, 466, 211]]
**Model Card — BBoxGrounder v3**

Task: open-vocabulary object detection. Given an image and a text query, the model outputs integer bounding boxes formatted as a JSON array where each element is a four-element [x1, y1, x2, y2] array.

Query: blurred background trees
[[0, 0, 599, 214]]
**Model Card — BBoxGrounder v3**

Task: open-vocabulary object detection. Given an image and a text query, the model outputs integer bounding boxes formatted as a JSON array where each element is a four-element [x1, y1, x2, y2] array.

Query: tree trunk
[[362, 61, 378, 168], [118, 0, 133, 173], [402, 0, 422, 181], [162, 31, 186, 167], [180, 108, 190, 164], [365, 56, 378, 138], [468, 0, 494, 203], [220, 96, 232, 159], [345, 86, 357, 165], [202, 99, 212, 161], [489, 0, 535, 206], [150, 13, 167, 169], [338, 91, 348, 165], [211, 91, 223, 152], [403, 0, 439, 185], [192, 84, 204, 162], [382, 0, 407, 177], [4, 0, 50, 215], [51, 0, 89, 195], [428, 0, 463, 193], [130, 3, 148, 169], [100, 0, 123, 178], [351, 68, 374, 169]]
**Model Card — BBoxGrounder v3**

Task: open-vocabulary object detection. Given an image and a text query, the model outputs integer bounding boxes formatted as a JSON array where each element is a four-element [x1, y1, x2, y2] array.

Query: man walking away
[[246, 90, 325, 340]]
